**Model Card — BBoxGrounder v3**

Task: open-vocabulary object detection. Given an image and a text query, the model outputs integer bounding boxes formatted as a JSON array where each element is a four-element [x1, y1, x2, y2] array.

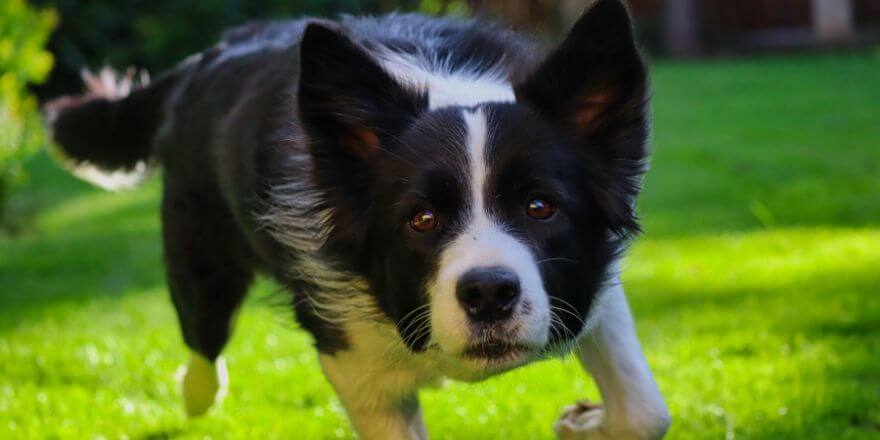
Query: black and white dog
[[47, 0, 669, 437]]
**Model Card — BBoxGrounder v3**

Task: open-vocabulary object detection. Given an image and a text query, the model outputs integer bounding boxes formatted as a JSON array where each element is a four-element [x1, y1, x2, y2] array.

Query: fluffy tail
[[45, 67, 178, 190]]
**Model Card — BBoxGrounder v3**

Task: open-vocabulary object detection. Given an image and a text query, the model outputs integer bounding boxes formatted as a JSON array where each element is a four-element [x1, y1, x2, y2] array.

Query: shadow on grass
[[2, 152, 99, 234], [0, 176, 165, 332], [807, 318, 880, 339], [630, 271, 880, 325], [134, 429, 186, 440], [0, 231, 164, 330]]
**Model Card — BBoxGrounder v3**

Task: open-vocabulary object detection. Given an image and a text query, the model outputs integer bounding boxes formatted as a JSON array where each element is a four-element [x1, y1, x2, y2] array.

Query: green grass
[[2, 53, 879, 439]]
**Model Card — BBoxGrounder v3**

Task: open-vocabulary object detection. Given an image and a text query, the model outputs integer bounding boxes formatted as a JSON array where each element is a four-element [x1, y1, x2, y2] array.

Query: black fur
[[46, 0, 649, 362]]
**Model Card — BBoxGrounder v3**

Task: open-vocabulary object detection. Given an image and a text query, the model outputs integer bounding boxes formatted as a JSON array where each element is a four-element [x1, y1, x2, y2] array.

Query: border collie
[[46, 0, 670, 438]]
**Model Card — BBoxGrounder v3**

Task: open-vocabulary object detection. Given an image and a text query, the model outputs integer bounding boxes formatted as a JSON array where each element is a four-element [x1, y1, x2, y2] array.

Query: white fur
[[427, 109, 550, 356], [556, 283, 671, 439], [318, 318, 517, 440], [319, 321, 434, 440], [179, 352, 228, 417], [378, 52, 515, 109], [259, 169, 384, 325], [52, 68, 156, 191], [68, 160, 154, 191]]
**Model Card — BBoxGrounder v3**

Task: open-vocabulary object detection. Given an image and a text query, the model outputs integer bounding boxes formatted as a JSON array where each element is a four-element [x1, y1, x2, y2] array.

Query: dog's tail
[[44, 67, 180, 190]]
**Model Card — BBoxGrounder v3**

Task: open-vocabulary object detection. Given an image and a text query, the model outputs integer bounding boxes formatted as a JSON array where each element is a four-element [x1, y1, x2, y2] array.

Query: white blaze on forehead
[[462, 109, 490, 220], [377, 52, 515, 109], [428, 108, 550, 354]]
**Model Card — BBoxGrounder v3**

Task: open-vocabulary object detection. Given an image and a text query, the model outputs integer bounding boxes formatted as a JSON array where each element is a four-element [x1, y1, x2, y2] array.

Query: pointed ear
[[296, 24, 427, 263], [298, 23, 427, 161], [515, 0, 647, 139], [515, 0, 649, 235]]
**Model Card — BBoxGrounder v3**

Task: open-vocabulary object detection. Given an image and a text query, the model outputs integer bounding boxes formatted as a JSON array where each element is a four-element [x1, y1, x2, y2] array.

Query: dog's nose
[[456, 267, 521, 322]]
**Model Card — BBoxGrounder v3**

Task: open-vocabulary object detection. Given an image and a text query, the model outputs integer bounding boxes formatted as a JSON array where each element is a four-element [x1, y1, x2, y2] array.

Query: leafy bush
[[32, 0, 468, 99], [0, 0, 56, 216]]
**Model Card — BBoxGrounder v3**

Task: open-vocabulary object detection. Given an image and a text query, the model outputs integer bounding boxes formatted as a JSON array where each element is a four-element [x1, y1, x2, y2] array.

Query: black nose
[[456, 267, 521, 322]]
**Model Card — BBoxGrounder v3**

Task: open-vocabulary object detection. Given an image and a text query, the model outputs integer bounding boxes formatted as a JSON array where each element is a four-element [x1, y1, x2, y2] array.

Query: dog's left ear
[[515, 0, 649, 234]]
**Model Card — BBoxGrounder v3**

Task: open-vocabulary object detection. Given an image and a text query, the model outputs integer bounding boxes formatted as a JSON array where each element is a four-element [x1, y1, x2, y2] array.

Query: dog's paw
[[179, 352, 228, 417], [554, 400, 609, 440], [554, 399, 671, 440]]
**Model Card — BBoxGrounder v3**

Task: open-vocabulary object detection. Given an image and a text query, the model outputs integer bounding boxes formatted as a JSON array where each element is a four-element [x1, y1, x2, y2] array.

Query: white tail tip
[[68, 160, 154, 191]]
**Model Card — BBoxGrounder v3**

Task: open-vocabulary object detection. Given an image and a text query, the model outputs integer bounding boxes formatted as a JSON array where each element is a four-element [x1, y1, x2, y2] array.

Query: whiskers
[[543, 297, 587, 361], [396, 304, 433, 350], [368, 304, 434, 373]]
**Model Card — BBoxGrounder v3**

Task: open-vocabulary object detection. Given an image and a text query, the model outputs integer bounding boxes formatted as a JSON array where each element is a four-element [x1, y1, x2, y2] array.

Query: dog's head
[[296, 0, 648, 371]]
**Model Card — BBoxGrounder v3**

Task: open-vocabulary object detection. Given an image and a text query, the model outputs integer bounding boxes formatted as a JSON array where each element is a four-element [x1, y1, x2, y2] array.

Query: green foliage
[[1, 54, 879, 438], [0, 0, 56, 216], [32, 0, 464, 98]]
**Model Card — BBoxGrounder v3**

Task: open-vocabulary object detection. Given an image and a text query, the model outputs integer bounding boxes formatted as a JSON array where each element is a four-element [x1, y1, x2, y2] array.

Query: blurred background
[[1, 0, 878, 439]]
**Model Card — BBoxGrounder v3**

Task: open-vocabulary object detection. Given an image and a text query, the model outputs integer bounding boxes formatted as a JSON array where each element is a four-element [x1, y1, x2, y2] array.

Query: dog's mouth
[[462, 340, 533, 363]]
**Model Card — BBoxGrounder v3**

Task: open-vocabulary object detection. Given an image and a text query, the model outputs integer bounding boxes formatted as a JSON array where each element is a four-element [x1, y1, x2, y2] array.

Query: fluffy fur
[[46, 1, 669, 438]]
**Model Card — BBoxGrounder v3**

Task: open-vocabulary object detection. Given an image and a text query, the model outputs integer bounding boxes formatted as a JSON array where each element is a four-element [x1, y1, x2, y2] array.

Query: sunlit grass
[[2, 54, 879, 438]]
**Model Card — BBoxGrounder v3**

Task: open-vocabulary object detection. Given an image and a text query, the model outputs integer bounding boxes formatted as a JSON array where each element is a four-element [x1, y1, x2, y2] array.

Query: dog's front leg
[[555, 283, 671, 440], [320, 354, 428, 440]]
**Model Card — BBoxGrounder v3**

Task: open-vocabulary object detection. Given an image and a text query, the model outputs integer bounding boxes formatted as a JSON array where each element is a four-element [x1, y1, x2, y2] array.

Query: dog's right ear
[[298, 23, 427, 162]]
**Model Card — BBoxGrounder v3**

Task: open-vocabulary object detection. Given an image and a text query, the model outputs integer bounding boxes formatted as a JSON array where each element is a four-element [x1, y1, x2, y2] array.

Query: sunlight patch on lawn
[[627, 227, 880, 294], [622, 227, 880, 439]]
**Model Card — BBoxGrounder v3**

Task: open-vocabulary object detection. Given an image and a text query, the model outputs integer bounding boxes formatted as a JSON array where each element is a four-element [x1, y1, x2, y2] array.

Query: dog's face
[[298, 0, 647, 370]]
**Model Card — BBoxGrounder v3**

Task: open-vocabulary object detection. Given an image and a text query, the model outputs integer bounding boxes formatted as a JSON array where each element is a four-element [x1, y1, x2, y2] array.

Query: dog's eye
[[526, 198, 556, 220], [410, 209, 439, 232]]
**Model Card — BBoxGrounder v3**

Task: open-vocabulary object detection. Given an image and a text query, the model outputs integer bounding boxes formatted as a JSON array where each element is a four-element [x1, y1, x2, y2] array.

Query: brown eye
[[410, 209, 438, 232], [526, 198, 556, 220]]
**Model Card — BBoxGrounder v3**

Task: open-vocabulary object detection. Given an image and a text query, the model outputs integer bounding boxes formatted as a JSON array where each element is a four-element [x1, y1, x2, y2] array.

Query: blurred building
[[470, 0, 880, 55], [628, 0, 880, 56]]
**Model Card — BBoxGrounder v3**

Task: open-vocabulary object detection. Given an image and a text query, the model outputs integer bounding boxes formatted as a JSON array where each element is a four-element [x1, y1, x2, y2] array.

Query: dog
[[46, 0, 670, 438]]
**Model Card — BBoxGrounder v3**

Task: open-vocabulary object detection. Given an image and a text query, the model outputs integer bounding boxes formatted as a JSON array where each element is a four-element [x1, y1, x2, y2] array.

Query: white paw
[[554, 400, 609, 440], [178, 352, 228, 417], [554, 400, 671, 440]]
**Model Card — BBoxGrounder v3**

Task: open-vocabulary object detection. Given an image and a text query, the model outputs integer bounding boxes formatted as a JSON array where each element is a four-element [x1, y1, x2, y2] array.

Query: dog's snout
[[455, 267, 521, 322]]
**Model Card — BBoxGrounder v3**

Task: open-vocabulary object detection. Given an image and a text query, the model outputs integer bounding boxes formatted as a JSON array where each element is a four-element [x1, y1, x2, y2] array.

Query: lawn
[[2, 53, 879, 439]]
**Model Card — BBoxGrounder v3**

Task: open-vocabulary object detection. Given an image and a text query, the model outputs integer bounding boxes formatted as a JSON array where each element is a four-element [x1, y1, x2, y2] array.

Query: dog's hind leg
[[161, 187, 255, 417]]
